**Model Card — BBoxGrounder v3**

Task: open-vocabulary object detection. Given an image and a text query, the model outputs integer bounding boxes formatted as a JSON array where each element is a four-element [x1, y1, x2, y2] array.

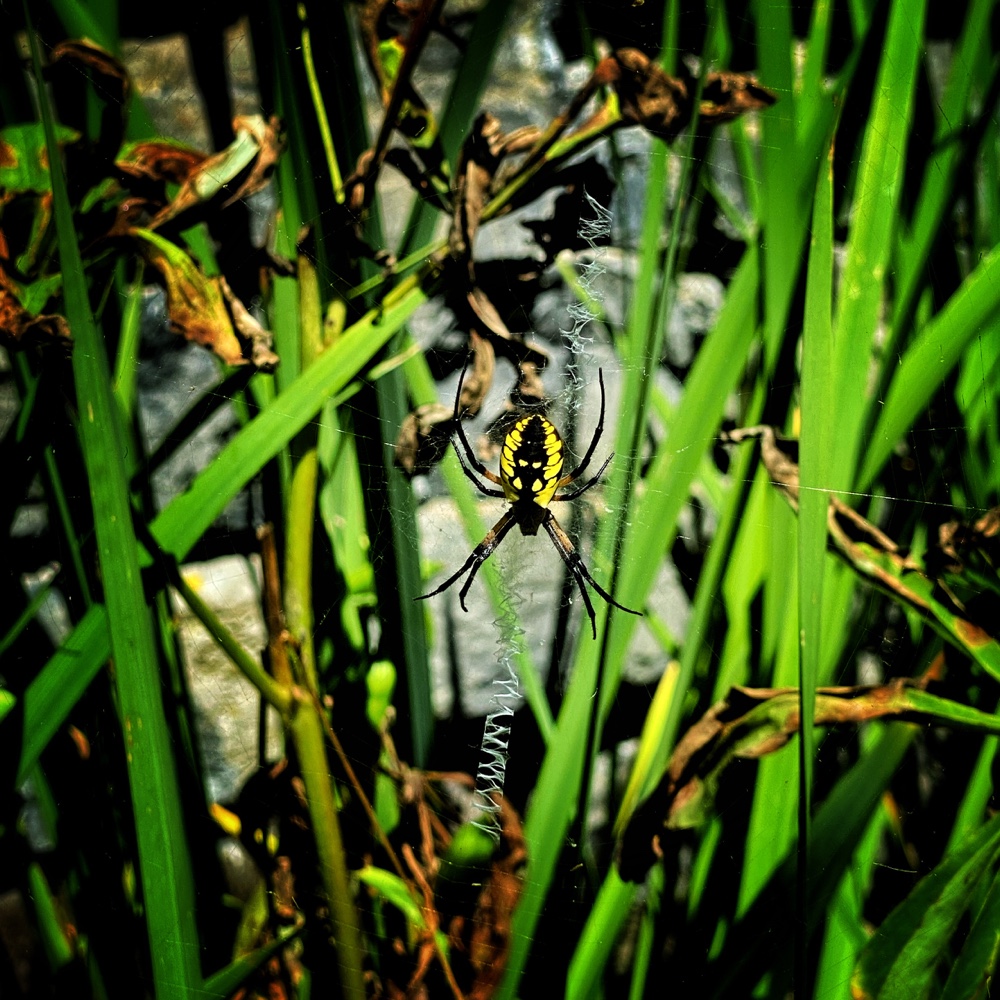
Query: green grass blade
[[814, 783, 885, 1000], [893, 0, 998, 332], [796, 125, 836, 973], [373, 369, 434, 765], [565, 869, 638, 1000], [16, 606, 110, 785], [27, 20, 201, 996], [564, 665, 680, 999], [939, 865, 1000, 1000], [946, 728, 998, 854], [831, 0, 927, 486], [201, 924, 304, 998], [859, 243, 1000, 491], [599, 247, 761, 698], [852, 812, 1000, 999], [706, 724, 915, 996]]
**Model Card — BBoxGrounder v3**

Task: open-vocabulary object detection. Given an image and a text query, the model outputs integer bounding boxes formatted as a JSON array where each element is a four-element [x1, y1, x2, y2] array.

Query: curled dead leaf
[[451, 113, 507, 277], [721, 425, 800, 505], [617, 678, 937, 881], [0, 287, 71, 348], [47, 41, 129, 166], [395, 403, 456, 476], [116, 140, 207, 186], [133, 228, 277, 369], [0, 266, 70, 348], [599, 49, 690, 141], [466, 286, 511, 339], [49, 39, 129, 96], [452, 797, 526, 1000], [700, 71, 777, 123], [936, 505, 1000, 573], [457, 335, 495, 419], [222, 115, 285, 207], [147, 115, 285, 230], [219, 276, 279, 372], [592, 50, 775, 143]]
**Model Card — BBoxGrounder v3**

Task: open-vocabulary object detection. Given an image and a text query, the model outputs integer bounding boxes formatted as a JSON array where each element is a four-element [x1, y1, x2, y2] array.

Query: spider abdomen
[[498, 414, 564, 510]]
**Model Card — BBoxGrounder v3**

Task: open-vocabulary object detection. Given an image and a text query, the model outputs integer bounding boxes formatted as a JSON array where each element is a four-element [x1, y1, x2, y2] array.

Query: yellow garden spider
[[417, 358, 642, 638]]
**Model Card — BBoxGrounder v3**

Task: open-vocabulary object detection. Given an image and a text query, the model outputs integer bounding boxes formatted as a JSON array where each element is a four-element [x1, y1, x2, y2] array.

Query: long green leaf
[[16, 606, 110, 785], [796, 124, 836, 968], [859, 243, 1000, 490], [832, 0, 927, 486], [893, 0, 998, 333], [939, 865, 1000, 1000], [27, 20, 201, 997], [852, 812, 1000, 999], [706, 724, 915, 997]]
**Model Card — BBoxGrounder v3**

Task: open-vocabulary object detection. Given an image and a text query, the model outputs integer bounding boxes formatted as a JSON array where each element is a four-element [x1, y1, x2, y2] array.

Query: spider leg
[[542, 510, 642, 639], [554, 452, 614, 501], [415, 510, 518, 612], [455, 448, 505, 498], [453, 352, 503, 487], [559, 368, 606, 486]]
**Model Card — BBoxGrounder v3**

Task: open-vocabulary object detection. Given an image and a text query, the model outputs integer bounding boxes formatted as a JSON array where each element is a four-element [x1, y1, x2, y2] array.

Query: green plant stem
[[112, 258, 144, 420], [169, 569, 292, 715], [285, 449, 320, 690], [299, 1, 344, 203], [290, 696, 367, 999], [42, 445, 93, 605]]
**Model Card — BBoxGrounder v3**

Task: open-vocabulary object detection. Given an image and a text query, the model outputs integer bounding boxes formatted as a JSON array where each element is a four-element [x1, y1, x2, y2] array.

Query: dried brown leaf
[[135, 234, 245, 366], [466, 286, 511, 339], [395, 403, 456, 476], [147, 115, 285, 230], [700, 71, 777, 123], [617, 679, 931, 881], [457, 334, 495, 419], [449, 797, 526, 1000], [0, 264, 69, 348], [937, 505, 1000, 573], [451, 113, 506, 277], [592, 50, 775, 143], [116, 141, 207, 186], [599, 49, 690, 142], [0, 287, 70, 347], [48, 39, 129, 112], [219, 276, 279, 372], [721, 425, 800, 505], [222, 115, 285, 207]]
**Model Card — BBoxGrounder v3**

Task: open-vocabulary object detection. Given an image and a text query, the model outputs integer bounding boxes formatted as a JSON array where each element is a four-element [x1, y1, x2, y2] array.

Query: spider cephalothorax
[[416, 358, 642, 638]]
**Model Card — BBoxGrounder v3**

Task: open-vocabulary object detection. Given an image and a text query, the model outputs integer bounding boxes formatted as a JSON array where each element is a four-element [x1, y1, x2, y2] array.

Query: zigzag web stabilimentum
[[470, 192, 613, 841], [470, 583, 524, 842]]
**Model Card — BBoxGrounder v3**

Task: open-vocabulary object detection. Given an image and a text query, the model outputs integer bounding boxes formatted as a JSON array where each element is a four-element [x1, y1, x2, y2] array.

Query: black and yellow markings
[[417, 361, 643, 639], [500, 415, 565, 506]]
